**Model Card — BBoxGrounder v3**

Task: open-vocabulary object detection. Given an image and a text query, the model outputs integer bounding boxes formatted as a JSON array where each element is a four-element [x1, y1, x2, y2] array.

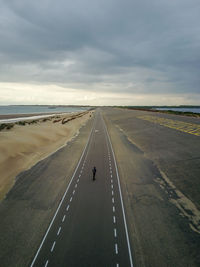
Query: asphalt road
[[102, 107, 200, 267], [30, 110, 133, 267]]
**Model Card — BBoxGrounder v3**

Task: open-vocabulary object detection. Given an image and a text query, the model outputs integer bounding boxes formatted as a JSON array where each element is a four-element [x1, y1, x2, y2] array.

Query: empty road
[[30, 110, 133, 267]]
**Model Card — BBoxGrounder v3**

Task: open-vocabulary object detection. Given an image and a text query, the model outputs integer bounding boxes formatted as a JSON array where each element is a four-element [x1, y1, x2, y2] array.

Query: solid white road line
[[102, 116, 134, 267], [114, 228, 117, 237], [57, 227, 61, 236], [51, 241, 56, 252], [30, 120, 94, 267], [62, 215, 66, 222], [44, 260, 49, 267], [115, 243, 118, 254]]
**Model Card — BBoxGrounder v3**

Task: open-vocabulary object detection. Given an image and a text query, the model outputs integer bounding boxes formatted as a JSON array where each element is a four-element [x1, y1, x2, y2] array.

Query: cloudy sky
[[0, 0, 200, 105]]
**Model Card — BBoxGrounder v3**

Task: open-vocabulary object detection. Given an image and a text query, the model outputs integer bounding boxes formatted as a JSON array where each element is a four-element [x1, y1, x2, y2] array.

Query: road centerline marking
[[114, 228, 117, 237], [44, 260, 49, 267], [115, 243, 118, 254], [57, 227, 61, 236], [113, 216, 116, 223], [62, 215, 66, 222], [51, 241, 56, 252], [29, 117, 94, 267], [103, 116, 134, 267]]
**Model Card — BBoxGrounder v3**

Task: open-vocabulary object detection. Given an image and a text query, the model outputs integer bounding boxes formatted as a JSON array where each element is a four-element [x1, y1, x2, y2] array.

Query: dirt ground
[[103, 108, 200, 267]]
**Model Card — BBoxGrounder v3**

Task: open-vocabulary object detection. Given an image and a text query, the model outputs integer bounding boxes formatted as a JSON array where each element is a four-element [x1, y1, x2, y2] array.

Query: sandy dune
[[0, 111, 93, 200]]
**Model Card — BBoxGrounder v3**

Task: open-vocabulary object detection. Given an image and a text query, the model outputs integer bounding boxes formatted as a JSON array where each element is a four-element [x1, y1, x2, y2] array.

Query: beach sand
[[0, 111, 93, 201]]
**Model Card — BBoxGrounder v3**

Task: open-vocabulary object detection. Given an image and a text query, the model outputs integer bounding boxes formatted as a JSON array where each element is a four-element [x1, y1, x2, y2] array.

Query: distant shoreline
[[0, 111, 69, 120]]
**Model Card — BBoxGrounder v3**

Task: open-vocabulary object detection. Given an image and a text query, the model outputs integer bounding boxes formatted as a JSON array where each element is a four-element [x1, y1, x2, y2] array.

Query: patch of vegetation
[[16, 121, 26, 126], [0, 123, 14, 131], [116, 106, 200, 118], [160, 110, 200, 117], [28, 120, 38, 124], [6, 124, 14, 130], [42, 118, 50, 122]]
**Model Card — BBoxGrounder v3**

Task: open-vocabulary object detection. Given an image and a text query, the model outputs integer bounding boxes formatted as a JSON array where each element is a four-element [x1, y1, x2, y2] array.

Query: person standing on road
[[92, 166, 97, 181]]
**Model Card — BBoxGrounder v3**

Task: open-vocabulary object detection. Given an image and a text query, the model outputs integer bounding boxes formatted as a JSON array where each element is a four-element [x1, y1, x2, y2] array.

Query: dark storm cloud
[[0, 0, 200, 94]]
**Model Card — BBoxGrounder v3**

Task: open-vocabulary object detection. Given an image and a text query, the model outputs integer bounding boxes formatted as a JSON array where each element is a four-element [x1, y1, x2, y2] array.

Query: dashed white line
[[66, 205, 70, 211], [112, 190, 114, 196], [103, 116, 134, 267], [111, 184, 113, 189], [51, 241, 56, 252], [44, 260, 49, 267], [77, 179, 80, 183], [115, 243, 118, 254], [113, 216, 116, 224], [111, 179, 113, 183], [113, 206, 115, 212], [57, 227, 61, 236], [110, 170, 112, 174], [73, 190, 75, 195], [79, 175, 81, 178], [75, 184, 77, 188], [29, 119, 94, 267], [70, 197, 73, 202], [116, 263, 119, 267], [114, 228, 117, 237], [62, 215, 66, 222], [111, 174, 112, 178], [112, 197, 115, 203]]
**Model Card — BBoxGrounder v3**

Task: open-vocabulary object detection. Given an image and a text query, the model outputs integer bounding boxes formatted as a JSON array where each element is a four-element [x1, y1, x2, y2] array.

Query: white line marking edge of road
[[30, 118, 95, 267], [102, 115, 134, 267]]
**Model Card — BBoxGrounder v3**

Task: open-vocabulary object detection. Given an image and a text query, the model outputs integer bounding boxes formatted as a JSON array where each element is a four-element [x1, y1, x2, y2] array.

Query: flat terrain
[[31, 110, 132, 267], [103, 107, 200, 266], [0, 107, 200, 267]]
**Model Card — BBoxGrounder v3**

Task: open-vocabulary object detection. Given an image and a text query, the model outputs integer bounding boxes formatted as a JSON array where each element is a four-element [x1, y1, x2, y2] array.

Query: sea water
[[0, 105, 89, 115]]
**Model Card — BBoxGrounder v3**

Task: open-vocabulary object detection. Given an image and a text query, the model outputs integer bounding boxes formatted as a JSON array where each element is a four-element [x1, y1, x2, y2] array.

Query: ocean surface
[[0, 105, 90, 115], [156, 107, 200, 113]]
